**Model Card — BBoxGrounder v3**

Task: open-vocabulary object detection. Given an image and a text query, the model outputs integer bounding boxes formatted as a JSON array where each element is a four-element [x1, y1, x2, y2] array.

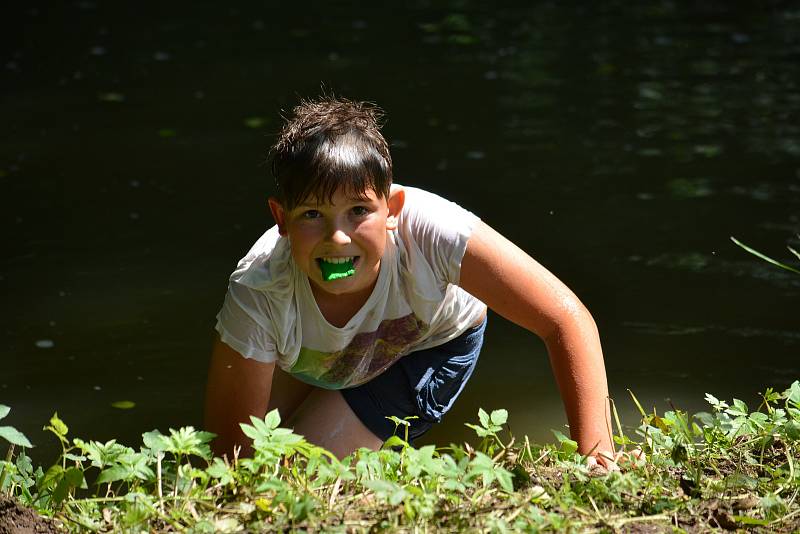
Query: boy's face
[[268, 186, 404, 299]]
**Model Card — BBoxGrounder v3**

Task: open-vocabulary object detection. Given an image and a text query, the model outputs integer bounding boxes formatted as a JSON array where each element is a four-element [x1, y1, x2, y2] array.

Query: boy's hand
[[586, 448, 644, 473]]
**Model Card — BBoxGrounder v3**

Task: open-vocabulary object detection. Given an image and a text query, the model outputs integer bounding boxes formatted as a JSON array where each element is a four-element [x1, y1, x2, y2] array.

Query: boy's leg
[[275, 317, 487, 458], [287, 389, 383, 459], [267, 366, 314, 423]]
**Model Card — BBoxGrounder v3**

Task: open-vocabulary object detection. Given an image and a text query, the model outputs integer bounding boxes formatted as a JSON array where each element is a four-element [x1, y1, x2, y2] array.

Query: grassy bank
[[2, 383, 800, 533]]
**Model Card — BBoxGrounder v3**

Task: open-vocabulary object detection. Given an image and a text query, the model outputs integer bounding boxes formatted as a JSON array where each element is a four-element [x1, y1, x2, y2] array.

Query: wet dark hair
[[270, 96, 393, 210]]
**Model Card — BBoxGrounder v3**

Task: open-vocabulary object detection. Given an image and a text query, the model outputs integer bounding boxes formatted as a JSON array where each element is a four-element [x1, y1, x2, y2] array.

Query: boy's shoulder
[[397, 184, 477, 226], [230, 225, 292, 288]]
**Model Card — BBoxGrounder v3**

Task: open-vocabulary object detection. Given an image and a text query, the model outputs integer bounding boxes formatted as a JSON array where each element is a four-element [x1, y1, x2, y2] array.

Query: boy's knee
[[289, 390, 383, 458]]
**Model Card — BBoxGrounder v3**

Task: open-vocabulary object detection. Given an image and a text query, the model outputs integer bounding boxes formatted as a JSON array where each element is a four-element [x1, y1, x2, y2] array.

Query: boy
[[205, 96, 619, 470]]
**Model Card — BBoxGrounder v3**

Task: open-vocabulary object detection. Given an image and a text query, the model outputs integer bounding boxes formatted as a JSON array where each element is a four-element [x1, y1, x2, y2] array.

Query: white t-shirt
[[215, 185, 487, 389]]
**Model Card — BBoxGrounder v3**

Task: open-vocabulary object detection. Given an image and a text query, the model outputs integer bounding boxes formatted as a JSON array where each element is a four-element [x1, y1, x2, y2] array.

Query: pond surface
[[2, 1, 798, 462]]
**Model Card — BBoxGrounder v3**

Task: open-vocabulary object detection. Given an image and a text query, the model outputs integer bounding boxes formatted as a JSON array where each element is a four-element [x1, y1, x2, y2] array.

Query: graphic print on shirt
[[288, 313, 429, 389]]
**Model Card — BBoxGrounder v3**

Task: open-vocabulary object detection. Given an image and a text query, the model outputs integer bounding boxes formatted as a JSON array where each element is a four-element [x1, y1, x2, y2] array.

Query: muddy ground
[[0, 497, 59, 534]]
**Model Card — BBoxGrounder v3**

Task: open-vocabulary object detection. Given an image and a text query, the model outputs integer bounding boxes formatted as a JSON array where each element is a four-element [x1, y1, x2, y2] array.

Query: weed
[[2, 383, 800, 532]]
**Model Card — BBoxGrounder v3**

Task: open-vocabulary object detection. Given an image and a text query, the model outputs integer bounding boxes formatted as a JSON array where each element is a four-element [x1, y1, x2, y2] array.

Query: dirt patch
[[0, 496, 60, 534]]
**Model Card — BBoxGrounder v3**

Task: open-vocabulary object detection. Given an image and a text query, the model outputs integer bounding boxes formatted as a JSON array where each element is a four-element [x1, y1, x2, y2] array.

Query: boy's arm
[[204, 334, 275, 458], [459, 221, 615, 466]]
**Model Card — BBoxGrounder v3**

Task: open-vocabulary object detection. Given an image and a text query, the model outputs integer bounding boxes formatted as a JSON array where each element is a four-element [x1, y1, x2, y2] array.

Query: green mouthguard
[[319, 258, 356, 281]]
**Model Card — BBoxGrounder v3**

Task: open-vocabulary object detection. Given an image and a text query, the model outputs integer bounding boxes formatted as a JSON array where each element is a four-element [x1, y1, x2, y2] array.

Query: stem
[[174, 457, 182, 500], [0, 444, 15, 492], [156, 452, 164, 511], [610, 397, 625, 451]]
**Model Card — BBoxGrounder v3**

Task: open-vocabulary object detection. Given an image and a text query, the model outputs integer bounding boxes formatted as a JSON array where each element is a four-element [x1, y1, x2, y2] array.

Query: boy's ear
[[385, 186, 405, 231], [267, 197, 288, 236]]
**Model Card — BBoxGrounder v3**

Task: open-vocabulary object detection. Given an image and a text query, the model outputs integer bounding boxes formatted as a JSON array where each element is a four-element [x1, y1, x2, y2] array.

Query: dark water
[[3, 2, 798, 462]]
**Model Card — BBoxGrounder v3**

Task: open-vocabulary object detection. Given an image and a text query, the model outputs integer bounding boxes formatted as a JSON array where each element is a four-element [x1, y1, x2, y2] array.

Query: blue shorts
[[341, 317, 487, 442]]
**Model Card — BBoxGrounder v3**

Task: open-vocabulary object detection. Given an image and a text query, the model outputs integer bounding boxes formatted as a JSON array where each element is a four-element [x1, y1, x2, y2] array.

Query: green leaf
[[652, 414, 673, 432], [784, 421, 800, 440], [732, 515, 770, 526], [97, 465, 131, 484], [40, 465, 64, 490], [240, 422, 259, 440], [382, 436, 409, 450], [490, 409, 508, 426], [111, 401, 136, 410], [671, 443, 688, 464], [694, 411, 715, 428], [385, 415, 410, 427], [465, 423, 491, 437], [142, 430, 167, 453], [363, 479, 406, 504], [207, 458, 234, 485], [198, 430, 216, 443], [64, 467, 84, 488], [52, 477, 70, 505], [786, 381, 800, 409], [495, 468, 514, 492], [264, 409, 281, 430], [733, 399, 749, 415], [47, 413, 68, 437], [748, 412, 768, 428], [0, 426, 33, 448], [0, 405, 9, 420], [478, 408, 490, 428], [551, 430, 578, 454]]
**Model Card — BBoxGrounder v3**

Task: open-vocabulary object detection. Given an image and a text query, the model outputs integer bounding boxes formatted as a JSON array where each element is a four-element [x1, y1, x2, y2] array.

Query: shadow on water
[[2, 1, 798, 461]]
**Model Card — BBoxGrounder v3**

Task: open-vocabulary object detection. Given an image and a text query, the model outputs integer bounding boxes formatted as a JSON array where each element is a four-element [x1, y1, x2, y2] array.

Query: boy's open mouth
[[317, 256, 358, 281]]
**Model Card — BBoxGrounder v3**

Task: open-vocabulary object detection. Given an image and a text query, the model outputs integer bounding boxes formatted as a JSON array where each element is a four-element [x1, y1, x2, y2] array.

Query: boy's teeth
[[322, 256, 354, 264]]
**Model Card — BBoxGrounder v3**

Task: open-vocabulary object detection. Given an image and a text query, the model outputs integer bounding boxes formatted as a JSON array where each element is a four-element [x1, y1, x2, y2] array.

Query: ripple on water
[[666, 178, 714, 198], [622, 321, 800, 343], [633, 250, 798, 278]]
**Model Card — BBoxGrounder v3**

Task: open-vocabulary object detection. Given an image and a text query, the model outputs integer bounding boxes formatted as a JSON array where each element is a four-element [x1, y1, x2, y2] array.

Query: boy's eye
[[352, 206, 370, 216], [301, 209, 321, 219]]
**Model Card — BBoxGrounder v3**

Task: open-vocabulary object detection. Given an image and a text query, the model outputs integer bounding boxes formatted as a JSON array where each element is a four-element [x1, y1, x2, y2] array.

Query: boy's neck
[[309, 277, 378, 328]]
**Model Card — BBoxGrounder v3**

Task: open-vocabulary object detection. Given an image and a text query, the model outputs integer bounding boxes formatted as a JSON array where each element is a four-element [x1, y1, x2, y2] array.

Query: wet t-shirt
[[215, 185, 487, 389]]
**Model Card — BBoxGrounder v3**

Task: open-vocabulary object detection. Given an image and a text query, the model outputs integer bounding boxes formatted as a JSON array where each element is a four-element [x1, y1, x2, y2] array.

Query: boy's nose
[[326, 223, 352, 245]]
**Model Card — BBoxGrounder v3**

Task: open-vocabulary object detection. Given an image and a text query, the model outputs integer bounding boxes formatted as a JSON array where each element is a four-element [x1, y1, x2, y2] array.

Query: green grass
[[2, 382, 800, 532]]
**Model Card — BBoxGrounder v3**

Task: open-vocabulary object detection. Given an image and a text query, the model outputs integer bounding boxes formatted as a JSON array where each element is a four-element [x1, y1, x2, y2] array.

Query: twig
[[612, 514, 673, 528], [769, 507, 800, 527], [587, 494, 605, 522], [186, 499, 201, 521], [571, 504, 593, 518], [328, 476, 342, 509], [506, 506, 523, 522]]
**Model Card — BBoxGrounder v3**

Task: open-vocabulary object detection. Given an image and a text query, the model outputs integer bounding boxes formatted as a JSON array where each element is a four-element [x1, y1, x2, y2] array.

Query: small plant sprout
[[0, 405, 34, 494]]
